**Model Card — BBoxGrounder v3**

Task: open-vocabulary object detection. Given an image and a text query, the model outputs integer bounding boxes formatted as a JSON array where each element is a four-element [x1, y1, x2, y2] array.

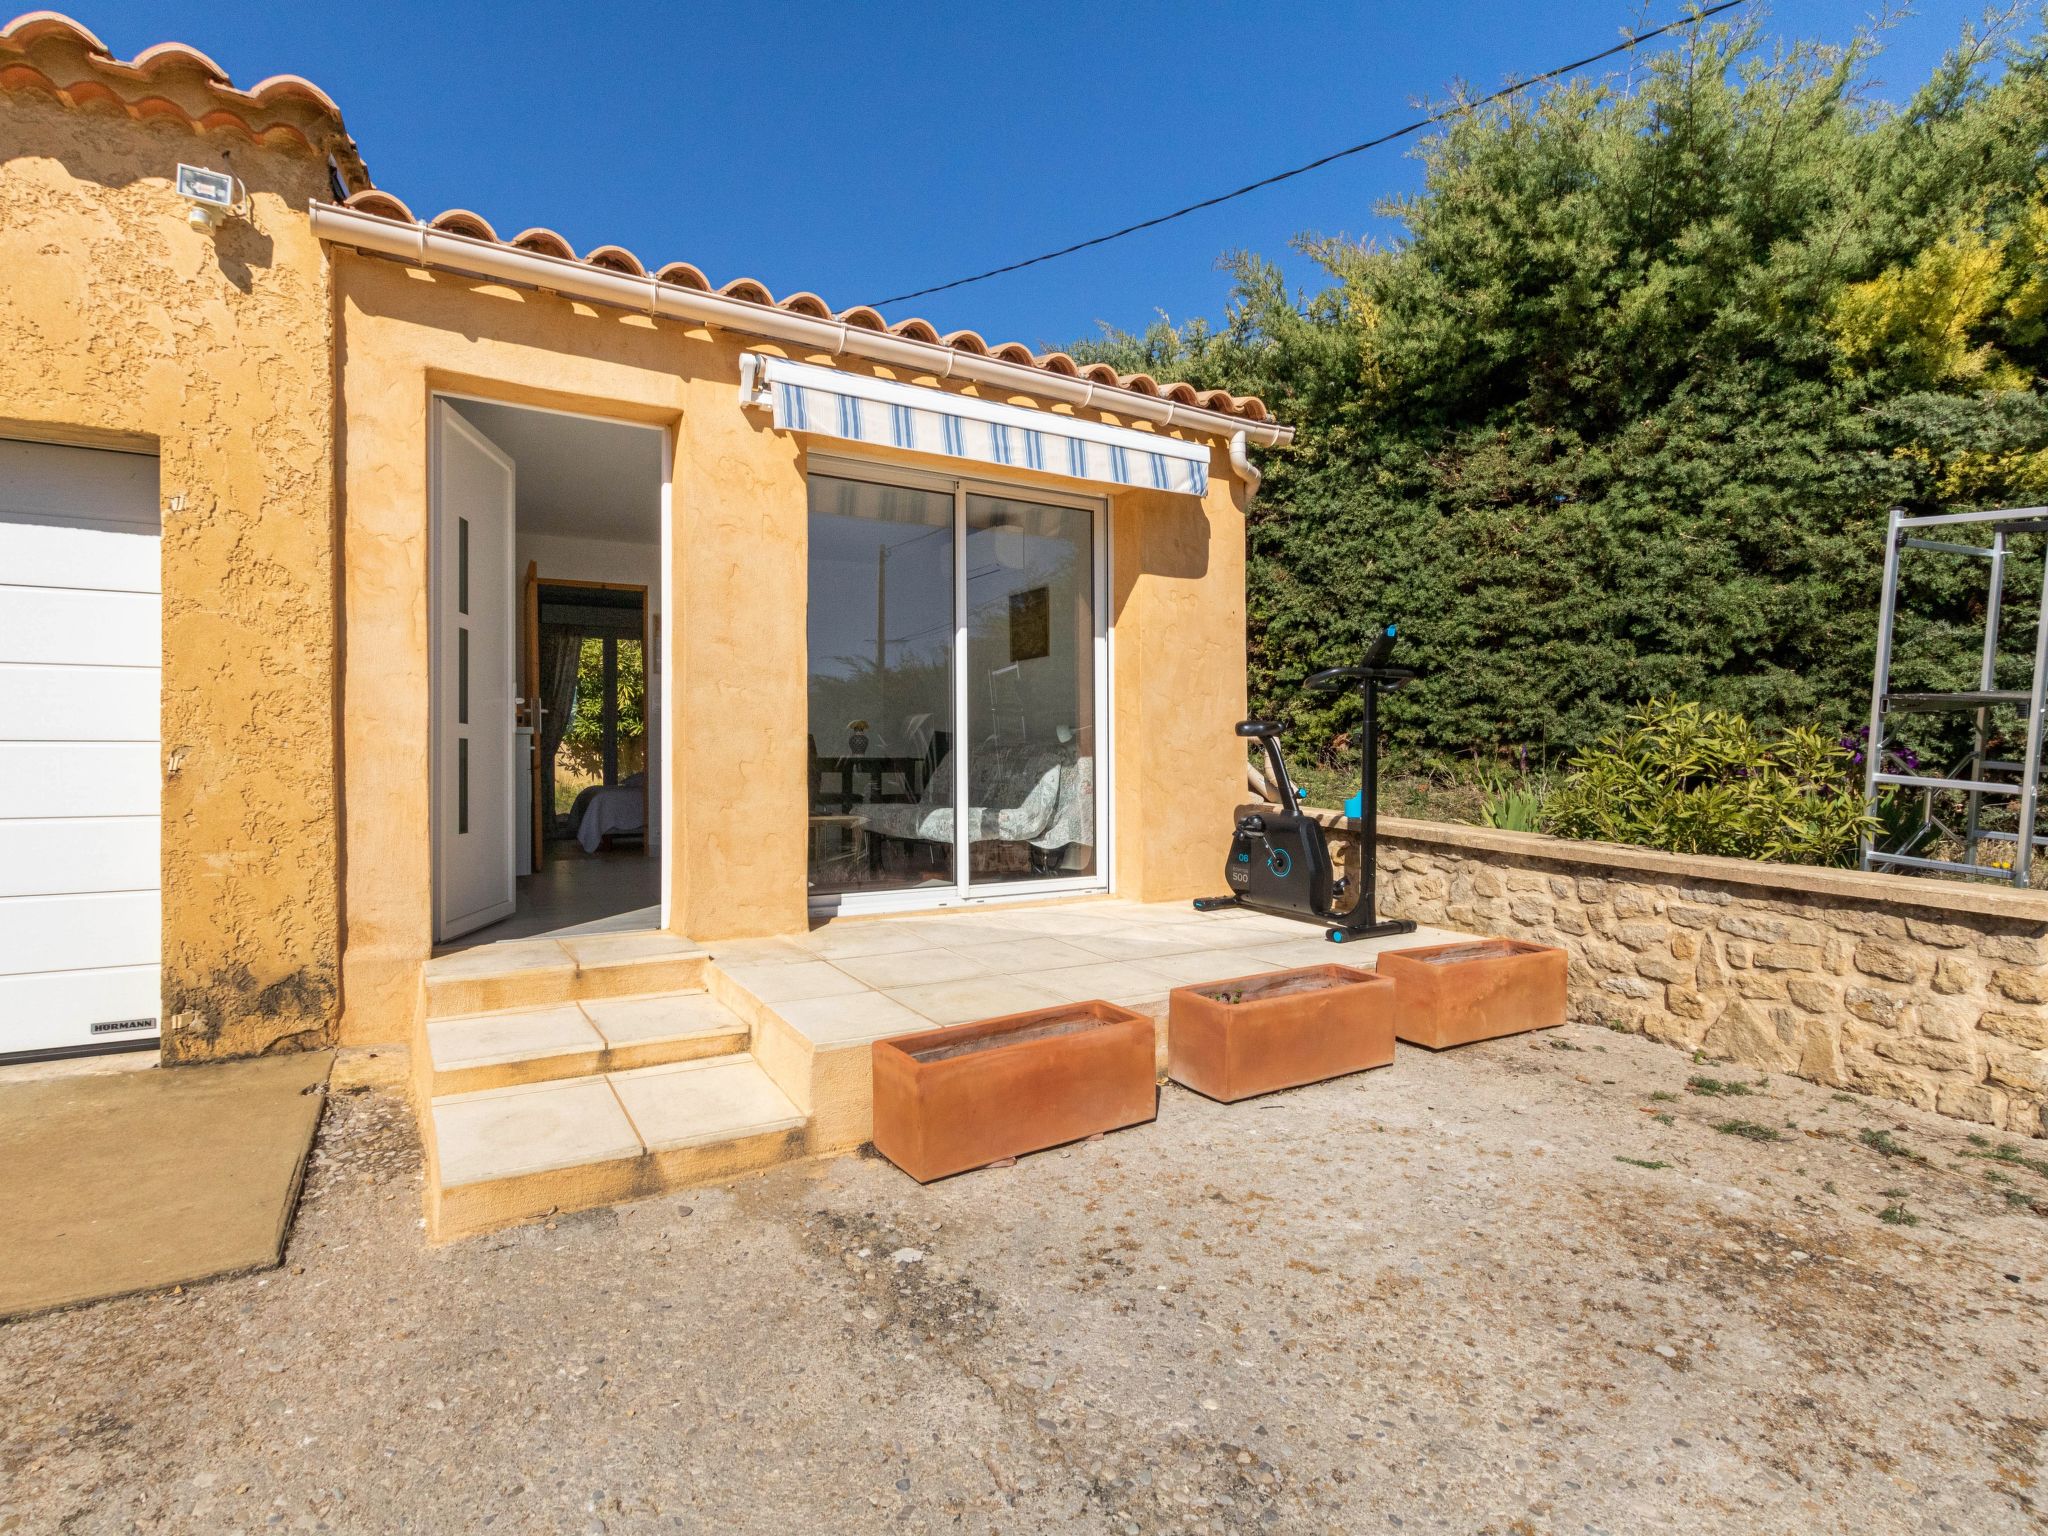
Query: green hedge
[[1075, 15, 2048, 777]]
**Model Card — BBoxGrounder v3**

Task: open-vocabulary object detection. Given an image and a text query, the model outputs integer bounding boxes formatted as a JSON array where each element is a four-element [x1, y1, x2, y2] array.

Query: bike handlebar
[[1304, 626, 1403, 693]]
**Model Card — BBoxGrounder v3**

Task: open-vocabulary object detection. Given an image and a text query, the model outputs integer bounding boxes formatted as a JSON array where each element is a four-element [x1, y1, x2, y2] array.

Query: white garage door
[[0, 439, 162, 1059]]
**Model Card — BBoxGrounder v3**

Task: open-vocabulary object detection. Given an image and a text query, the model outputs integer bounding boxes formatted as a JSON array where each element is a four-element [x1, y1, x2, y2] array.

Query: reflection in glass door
[[963, 495, 1096, 886], [805, 476, 955, 897], [807, 467, 1106, 908]]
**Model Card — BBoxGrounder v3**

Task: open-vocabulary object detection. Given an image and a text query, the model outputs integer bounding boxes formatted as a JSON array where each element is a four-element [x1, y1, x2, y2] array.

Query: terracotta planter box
[[1378, 938, 1567, 1048], [870, 1000, 1157, 1182], [1168, 964, 1394, 1103]]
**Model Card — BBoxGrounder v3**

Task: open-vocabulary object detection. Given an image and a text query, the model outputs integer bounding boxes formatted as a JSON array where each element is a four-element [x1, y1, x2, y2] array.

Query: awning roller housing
[[747, 354, 1210, 497]]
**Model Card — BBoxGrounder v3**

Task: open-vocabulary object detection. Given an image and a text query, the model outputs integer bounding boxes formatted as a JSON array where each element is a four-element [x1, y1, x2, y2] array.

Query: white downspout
[[1229, 430, 1262, 501]]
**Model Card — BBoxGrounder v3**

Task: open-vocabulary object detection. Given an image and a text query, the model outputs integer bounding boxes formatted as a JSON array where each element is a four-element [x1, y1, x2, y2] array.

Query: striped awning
[[746, 354, 1209, 496]]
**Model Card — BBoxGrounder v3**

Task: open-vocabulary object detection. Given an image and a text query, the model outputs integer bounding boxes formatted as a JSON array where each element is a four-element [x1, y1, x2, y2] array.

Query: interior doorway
[[431, 397, 666, 948], [532, 580, 648, 857]]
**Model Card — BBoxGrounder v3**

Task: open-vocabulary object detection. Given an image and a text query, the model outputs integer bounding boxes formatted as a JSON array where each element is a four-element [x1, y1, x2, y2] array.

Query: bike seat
[[1235, 720, 1282, 739]]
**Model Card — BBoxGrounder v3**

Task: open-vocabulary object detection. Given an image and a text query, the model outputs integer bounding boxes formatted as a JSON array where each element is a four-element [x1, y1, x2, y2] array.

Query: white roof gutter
[[308, 200, 1293, 450]]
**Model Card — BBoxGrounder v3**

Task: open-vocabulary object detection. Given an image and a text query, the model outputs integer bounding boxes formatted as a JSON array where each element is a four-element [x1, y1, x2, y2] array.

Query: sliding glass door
[[806, 465, 1106, 908], [962, 494, 1098, 886]]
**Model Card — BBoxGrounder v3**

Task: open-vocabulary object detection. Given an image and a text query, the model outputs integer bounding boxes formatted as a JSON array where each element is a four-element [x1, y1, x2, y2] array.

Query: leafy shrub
[[1071, 16, 2048, 771], [1482, 785, 1544, 832], [1538, 700, 1878, 866]]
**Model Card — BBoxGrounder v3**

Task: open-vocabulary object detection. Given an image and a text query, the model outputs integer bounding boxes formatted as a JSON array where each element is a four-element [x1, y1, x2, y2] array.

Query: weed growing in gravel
[[1964, 1135, 2048, 1180], [1832, 1092, 1860, 1104], [1688, 1076, 1754, 1097], [1984, 1171, 2046, 1214], [1653, 1112, 1676, 1126], [1878, 1201, 1920, 1226], [1616, 1156, 1671, 1170], [1547, 1038, 1582, 1052], [1716, 1119, 1782, 1143], [1648, 1091, 1677, 1103], [1859, 1128, 1928, 1164]]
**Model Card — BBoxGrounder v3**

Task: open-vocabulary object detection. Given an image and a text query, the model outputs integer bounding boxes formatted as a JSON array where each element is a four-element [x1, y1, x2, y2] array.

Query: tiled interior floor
[[708, 899, 1476, 1047], [437, 846, 659, 951]]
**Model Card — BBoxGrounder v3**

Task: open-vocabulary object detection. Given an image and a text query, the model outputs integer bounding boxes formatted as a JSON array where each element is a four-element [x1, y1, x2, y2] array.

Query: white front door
[[0, 439, 162, 1058], [433, 404, 517, 941]]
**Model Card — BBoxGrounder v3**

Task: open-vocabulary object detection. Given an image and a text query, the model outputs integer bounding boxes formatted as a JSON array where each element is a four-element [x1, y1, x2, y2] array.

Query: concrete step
[[424, 1054, 808, 1242], [421, 990, 749, 1098], [421, 931, 709, 1019]]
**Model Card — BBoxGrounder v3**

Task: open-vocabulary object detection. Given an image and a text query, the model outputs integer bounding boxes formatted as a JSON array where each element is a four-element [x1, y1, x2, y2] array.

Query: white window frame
[[805, 451, 1114, 917]]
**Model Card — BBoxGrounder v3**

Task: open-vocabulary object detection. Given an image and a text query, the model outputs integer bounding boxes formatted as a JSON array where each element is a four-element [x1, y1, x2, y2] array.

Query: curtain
[[538, 629, 581, 763]]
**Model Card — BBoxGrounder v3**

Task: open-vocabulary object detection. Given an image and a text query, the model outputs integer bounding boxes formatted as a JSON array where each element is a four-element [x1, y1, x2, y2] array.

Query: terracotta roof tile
[[653, 260, 710, 291], [582, 244, 645, 275], [0, 10, 370, 190], [4, 9, 1276, 426], [327, 187, 1279, 424]]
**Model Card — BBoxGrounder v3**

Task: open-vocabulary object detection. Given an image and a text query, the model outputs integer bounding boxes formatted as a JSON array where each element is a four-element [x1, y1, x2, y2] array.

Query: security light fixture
[[176, 163, 244, 230]]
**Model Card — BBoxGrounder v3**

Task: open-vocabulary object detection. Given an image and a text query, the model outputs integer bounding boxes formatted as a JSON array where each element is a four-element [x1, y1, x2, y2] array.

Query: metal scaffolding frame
[[1862, 505, 2048, 885]]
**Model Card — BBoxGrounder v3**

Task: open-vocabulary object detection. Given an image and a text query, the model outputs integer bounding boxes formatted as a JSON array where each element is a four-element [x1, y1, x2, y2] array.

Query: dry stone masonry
[[1318, 815, 2048, 1138]]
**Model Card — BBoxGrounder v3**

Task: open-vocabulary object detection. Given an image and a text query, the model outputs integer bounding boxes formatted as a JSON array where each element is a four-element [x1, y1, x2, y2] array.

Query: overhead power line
[[869, 0, 1745, 310]]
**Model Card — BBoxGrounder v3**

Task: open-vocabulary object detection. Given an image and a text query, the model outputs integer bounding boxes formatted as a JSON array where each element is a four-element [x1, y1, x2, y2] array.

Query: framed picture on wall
[[1009, 585, 1049, 663]]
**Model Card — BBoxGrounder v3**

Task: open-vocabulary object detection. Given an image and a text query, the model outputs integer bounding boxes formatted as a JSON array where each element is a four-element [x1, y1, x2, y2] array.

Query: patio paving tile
[[422, 938, 572, 979], [1031, 959, 1181, 1005], [426, 1004, 601, 1071], [977, 907, 1134, 937], [830, 947, 989, 990], [945, 937, 1102, 972], [1145, 919, 1282, 949], [794, 923, 934, 960], [1242, 937, 1363, 969], [556, 931, 702, 967], [1063, 929, 1208, 962], [580, 992, 746, 1048], [708, 938, 817, 968], [432, 1077, 642, 1187], [773, 991, 935, 1048], [717, 960, 868, 1004], [885, 974, 1070, 1026], [607, 1057, 802, 1152], [1142, 950, 1288, 986]]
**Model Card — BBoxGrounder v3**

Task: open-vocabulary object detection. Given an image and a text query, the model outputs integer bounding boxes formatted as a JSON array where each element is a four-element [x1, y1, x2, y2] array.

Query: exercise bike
[[1193, 625, 1418, 944]]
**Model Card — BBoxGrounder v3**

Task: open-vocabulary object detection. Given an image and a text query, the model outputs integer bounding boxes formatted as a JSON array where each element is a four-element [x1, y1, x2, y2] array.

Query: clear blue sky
[[77, 1, 1977, 351]]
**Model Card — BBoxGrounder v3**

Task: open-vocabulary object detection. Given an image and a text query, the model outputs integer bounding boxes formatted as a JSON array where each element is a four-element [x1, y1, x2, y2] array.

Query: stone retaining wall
[[1316, 814, 2048, 1137]]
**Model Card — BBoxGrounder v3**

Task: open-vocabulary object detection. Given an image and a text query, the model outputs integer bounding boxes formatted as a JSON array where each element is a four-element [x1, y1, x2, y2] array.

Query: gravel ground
[[3, 1024, 2046, 1536]]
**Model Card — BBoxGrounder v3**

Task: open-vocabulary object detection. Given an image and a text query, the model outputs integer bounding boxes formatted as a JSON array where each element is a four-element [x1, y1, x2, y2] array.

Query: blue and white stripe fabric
[[754, 354, 1209, 497]]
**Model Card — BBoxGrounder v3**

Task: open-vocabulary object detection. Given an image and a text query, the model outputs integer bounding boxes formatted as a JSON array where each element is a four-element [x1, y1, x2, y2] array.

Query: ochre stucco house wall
[[0, 16, 367, 1062], [330, 254, 1255, 1044], [1, 11, 1284, 1062]]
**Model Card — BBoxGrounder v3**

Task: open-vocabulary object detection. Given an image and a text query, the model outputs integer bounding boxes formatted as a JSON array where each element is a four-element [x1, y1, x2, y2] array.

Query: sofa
[[860, 740, 1095, 874]]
